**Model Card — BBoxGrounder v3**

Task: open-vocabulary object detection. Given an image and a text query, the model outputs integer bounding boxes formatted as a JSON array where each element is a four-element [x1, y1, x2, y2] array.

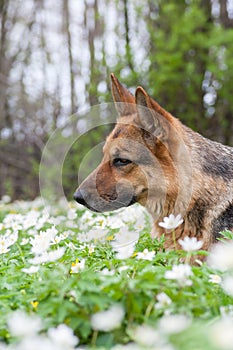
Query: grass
[[0, 197, 232, 350]]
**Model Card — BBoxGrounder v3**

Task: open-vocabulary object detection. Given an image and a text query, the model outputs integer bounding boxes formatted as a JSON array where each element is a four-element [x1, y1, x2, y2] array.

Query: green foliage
[[0, 199, 233, 349]]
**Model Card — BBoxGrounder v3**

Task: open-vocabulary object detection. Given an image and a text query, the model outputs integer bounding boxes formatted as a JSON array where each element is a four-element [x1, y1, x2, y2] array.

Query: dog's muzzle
[[73, 189, 86, 206], [73, 188, 102, 212], [73, 187, 137, 212]]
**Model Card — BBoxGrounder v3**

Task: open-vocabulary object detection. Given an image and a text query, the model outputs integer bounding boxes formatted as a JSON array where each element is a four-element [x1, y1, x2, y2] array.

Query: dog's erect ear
[[111, 73, 136, 116], [135, 87, 171, 140]]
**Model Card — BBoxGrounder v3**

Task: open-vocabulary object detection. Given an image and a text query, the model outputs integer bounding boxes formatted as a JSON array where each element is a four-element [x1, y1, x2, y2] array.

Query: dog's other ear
[[111, 73, 136, 116], [135, 86, 171, 141]]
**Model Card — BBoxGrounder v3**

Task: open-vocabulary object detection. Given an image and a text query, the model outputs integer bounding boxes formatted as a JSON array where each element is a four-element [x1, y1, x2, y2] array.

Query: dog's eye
[[113, 158, 132, 167]]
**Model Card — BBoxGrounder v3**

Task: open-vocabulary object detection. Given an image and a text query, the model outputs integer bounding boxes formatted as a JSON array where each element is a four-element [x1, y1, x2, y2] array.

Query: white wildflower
[[94, 216, 107, 228], [48, 324, 79, 348], [131, 324, 161, 347], [111, 228, 139, 248], [208, 242, 233, 271], [137, 248, 155, 261], [42, 247, 65, 263], [30, 235, 51, 254], [29, 247, 65, 265], [79, 212, 107, 230], [50, 233, 69, 245], [165, 264, 193, 286], [0, 342, 8, 350], [7, 310, 42, 337], [1, 195, 11, 203], [119, 205, 147, 226], [118, 265, 129, 273], [159, 214, 183, 230], [0, 232, 18, 254], [30, 226, 58, 255], [91, 304, 125, 332], [22, 265, 40, 274], [222, 276, 233, 297], [80, 210, 94, 223], [48, 216, 65, 226], [209, 317, 233, 350], [12, 222, 22, 231], [65, 242, 78, 250], [106, 216, 125, 229], [68, 290, 77, 299], [29, 255, 46, 265], [134, 214, 148, 231], [66, 220, 76, 229], [67, 208, 77, 220], [178, 236, 203, 252], [6, 231, 18, 245], [111, 228, 138, 260], [36, 213, 50, 230], [70, 259, 85, 274], [20, 238, 29, 245], [100, 268, 116, 276], [28, 228, 37, 235], [3, 213, 23, 228], [159, 314, 191, 334], [209, 274, 222, 284], [155, 292, 172, 309], [0, 246, 10, 254], [22, 211, 41, 230], [15, 335, 56, 350], [77, 229, 108, 243], [220, 305, 233, 318], [114, 244, 135, 260], [88, 244, 95, 254], [111, 228, 139, 259], [45, 226, 58, 240]]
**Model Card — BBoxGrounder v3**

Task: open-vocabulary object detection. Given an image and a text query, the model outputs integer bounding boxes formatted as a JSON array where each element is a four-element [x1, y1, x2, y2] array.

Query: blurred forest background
[[1, 0, 233, 200]]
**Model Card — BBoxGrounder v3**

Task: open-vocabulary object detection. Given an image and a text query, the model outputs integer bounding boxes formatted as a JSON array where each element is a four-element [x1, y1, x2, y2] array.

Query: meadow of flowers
[[0, 195, 233, 350]]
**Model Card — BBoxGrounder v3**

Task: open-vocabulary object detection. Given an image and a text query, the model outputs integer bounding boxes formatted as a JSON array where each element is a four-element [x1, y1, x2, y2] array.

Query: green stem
[[91, 330, 98, 346], [172, 230, 177, 250], [16, 243, 25, 264], [145, 300, 155, 318], [185, 252, 191, 264]]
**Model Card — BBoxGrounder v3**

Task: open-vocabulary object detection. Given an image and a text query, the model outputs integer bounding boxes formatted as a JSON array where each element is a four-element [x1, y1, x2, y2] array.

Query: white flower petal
[[178, 236, 203, 252], [91, 304, 125, 332], [7, 311, 42, 337], [159, 214, 183, 230], [159, 314, 191, 334], [208, 242, 233, 271], [48, 324, 79, 347], [22, 265, 40, 274]]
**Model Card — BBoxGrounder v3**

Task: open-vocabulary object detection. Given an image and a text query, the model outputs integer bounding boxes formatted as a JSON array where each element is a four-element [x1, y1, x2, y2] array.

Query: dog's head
[[74, 74, 186, 214]]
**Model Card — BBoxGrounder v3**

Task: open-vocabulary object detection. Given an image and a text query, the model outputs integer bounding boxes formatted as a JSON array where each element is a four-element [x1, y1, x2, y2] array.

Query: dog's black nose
[[73, 189, 86, 205]]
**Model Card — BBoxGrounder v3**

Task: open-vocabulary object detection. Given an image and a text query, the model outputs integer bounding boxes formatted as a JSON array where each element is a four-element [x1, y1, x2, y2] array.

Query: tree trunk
[[219, 0, 233, 28], [0, 0, 9, 131], [64, 0, 76, 114]]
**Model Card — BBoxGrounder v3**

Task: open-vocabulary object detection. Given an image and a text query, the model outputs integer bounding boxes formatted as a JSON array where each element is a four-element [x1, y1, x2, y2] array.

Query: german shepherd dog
[[74, 74, 233, 251]]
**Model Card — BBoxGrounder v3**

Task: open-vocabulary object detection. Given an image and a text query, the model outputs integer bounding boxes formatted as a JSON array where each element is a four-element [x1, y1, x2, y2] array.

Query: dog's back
[[177, 125, 233, 246]]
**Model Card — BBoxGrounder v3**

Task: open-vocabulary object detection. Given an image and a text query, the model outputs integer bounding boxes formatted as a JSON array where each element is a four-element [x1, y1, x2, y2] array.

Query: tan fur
[[74, 74, 233, 252]]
